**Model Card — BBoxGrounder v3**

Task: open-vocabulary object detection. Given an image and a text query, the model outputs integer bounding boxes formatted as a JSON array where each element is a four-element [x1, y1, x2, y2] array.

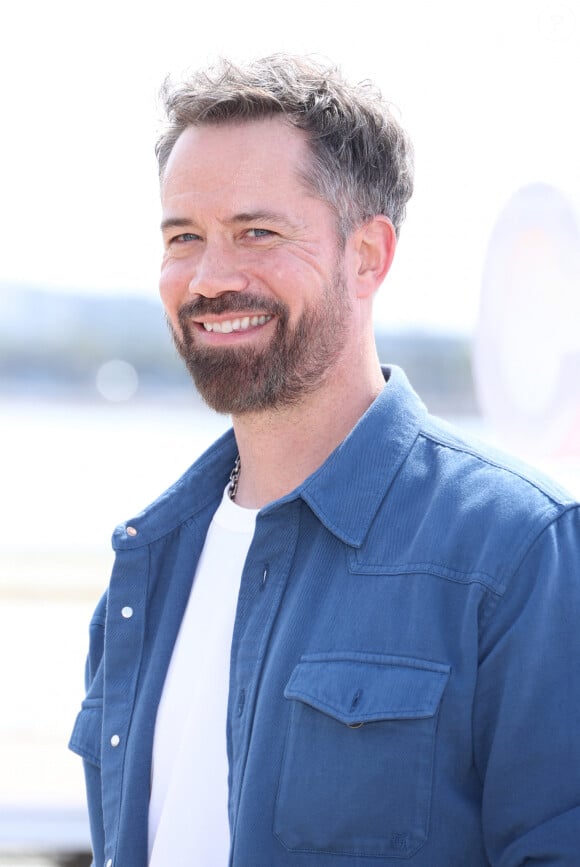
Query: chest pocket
[[69, 661, 104, 769], [274, 653, 450, 859], [69, 699, 103, 769]]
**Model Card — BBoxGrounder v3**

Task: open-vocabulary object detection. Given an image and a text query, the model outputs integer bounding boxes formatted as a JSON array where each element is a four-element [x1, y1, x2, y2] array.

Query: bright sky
[[1, 0, 579, 332]]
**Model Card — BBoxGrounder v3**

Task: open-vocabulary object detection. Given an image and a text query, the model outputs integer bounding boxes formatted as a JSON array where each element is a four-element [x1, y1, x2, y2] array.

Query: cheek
[[267, 257, 324, 308], [159, 259, 189, 311]]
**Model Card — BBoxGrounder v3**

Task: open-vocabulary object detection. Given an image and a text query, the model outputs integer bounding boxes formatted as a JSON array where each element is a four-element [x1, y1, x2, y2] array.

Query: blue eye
[[247, 228, 274, 238], [174, 232, 200, 243]]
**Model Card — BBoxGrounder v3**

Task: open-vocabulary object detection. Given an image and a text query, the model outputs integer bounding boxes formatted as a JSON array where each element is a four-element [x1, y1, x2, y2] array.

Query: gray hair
[[156, 54, 414, 240]]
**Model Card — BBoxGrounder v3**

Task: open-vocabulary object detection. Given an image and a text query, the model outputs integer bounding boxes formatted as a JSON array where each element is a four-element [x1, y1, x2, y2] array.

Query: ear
[[353, 216, 397, 299]]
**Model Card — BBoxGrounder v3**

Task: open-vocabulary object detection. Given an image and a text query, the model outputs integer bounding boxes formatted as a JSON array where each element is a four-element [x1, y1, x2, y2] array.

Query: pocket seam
[[285, 655, 450, 726], [274, 654, 450, 858]]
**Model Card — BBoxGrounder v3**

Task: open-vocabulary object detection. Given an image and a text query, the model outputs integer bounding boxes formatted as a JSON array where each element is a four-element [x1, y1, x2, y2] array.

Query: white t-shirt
[[148, 487, 258, 867]]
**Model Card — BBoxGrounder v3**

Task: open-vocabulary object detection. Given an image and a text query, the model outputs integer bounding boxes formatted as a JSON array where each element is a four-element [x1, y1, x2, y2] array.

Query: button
[[106, 860, 113, 867], [121, 606, 133, 619], [110, 734, 120, 747], [126, 525, 137, 536]]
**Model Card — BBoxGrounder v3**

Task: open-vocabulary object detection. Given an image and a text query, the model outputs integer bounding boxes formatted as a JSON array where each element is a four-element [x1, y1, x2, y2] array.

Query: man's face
[[159, 118, 353, 414]]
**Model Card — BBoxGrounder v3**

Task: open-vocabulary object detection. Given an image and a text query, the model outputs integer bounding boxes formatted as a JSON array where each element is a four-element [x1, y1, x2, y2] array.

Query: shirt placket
[[101, 540, 149, 867], [227, 501, 301, 859]]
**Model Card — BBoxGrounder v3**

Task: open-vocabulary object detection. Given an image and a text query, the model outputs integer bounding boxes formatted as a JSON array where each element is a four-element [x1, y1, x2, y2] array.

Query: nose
[[188, 240, 248, 298]]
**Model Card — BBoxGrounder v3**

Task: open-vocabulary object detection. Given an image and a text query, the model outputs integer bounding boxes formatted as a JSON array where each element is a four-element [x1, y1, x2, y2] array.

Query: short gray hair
[[156, 54, 414, 239]]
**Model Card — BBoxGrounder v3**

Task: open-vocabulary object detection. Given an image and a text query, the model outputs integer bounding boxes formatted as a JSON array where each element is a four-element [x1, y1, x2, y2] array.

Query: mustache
[[177, 292, 288, 324]]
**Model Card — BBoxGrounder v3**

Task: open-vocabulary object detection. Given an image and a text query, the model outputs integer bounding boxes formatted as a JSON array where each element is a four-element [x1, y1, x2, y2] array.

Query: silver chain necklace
[[228, 454, 241, 501]]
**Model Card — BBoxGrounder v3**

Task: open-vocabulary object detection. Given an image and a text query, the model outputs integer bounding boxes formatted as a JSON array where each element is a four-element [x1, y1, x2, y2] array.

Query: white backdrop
[[1, 0, 579, 332]]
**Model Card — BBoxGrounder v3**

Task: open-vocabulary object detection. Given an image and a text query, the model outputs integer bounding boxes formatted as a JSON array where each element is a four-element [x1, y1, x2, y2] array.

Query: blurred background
[[1, 0, 579, 863]]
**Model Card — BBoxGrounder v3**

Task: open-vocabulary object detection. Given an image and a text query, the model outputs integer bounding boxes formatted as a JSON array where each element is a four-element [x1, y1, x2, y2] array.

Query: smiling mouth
[[201, 314, 273, 334]]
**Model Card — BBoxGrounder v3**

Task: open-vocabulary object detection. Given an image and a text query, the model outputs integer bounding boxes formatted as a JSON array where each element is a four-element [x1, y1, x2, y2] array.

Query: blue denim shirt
[[70, 366, 580, 866]]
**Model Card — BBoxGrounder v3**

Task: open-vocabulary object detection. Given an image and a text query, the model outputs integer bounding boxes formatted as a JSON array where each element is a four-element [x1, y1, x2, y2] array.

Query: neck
[[230, 358, 385, 509]]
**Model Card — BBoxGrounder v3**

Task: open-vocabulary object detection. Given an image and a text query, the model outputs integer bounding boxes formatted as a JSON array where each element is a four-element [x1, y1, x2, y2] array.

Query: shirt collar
[[114, 366, 425, 550], [263, 366, 427, 548], [113, 428, 238, 548]]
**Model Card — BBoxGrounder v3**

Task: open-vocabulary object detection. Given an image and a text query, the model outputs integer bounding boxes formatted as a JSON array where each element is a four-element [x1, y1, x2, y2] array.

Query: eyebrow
[[226, 210, 292, 227], [160, 210, 295, 233], [160, 216, 193, 232]]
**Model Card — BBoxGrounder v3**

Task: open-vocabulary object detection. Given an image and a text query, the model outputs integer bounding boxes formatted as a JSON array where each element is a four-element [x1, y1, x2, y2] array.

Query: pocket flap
[[68, 702, 103, 768], [284, 653, 450, 726]]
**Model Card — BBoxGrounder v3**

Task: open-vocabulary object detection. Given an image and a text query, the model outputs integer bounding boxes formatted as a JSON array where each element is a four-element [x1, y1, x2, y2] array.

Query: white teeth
[[202, 315, 272, 333]]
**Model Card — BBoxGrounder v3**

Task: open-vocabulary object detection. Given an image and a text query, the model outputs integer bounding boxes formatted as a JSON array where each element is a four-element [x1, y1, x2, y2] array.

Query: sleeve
[[68, 590, 108, 867], [474, 505, 580, 866]]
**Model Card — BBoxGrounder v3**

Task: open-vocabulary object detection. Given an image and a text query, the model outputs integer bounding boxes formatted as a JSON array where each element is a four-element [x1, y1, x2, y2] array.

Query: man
[[70, 55, 580, 866]]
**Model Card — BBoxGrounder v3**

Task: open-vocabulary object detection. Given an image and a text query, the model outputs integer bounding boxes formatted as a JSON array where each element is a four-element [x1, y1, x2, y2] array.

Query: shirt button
[[110, 734, 120, 747], [106, 860, 113, 867], [126, 525, 138, 536], [121, 606, 134, 619]]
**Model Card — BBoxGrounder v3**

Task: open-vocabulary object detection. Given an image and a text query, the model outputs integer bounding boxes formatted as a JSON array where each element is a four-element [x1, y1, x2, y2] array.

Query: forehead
[[161, 118, 313, 203]]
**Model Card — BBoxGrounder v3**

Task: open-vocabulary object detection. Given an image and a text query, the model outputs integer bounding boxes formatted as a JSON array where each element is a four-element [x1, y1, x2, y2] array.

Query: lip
[[200, 314, 274, 334], [190, 313, 276, 342]]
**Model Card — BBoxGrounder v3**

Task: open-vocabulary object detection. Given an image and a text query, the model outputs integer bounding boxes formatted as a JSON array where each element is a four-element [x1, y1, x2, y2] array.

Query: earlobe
[[355, 216, 397, 299]]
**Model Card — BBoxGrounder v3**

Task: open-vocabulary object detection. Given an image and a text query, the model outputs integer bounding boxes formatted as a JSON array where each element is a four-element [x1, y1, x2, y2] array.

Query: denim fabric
[[69, 366, 580, 866]]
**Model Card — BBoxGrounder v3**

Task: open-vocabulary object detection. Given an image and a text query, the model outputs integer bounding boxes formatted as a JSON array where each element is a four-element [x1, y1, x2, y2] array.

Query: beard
[[169, 268, 352, 415]]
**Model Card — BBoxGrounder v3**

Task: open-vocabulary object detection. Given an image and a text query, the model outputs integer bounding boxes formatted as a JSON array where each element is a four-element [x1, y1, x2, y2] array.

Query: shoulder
[[110, 428, 238, 548], [368, 410, 578, 595], [416, 413, 575, 519]]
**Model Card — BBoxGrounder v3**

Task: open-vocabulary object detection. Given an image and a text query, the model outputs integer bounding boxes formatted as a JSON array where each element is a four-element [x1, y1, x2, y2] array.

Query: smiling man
[[70, 56, 580, 867], [160, 119, 357, 417]]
